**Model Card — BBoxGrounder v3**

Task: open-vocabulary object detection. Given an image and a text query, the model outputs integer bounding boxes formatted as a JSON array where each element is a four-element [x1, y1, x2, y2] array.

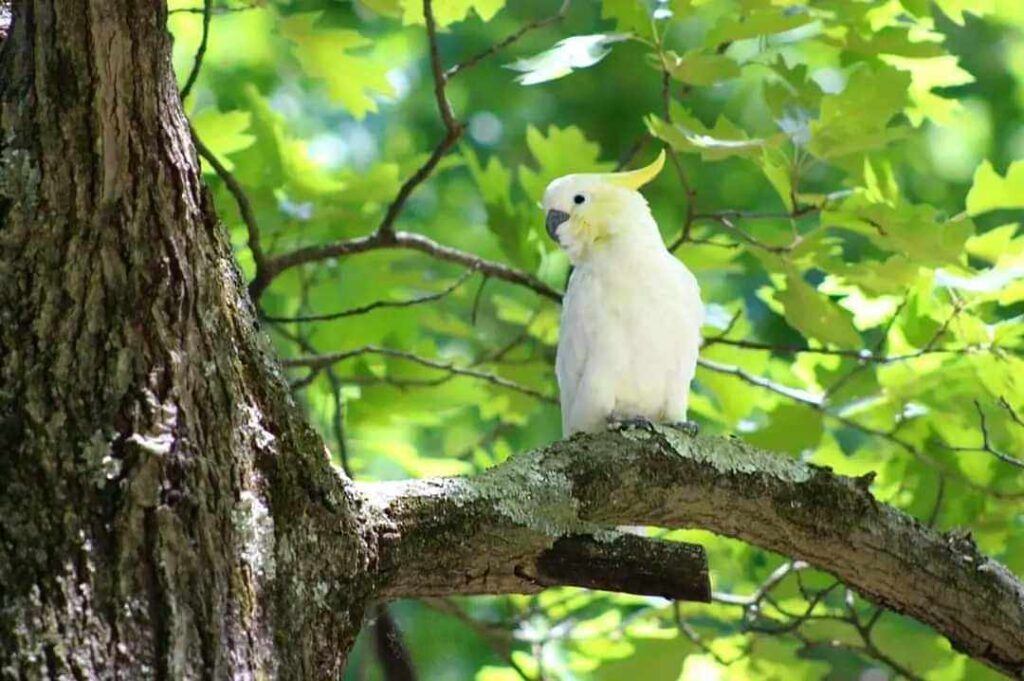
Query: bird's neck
[[577, 228, 668, 273]]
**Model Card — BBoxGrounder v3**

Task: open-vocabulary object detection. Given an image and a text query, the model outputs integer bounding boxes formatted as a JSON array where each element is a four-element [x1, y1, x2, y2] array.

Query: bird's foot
[[606, 416, 658, 434], [668, 420, 700, 437]]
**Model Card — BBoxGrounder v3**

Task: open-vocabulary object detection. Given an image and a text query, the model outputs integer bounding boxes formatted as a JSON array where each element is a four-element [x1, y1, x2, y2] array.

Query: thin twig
[[374, 0, 464, 241], [698, 358, 823, 407], [169, 2, 257, 14], [179, 0, 212, 101], [262, 270, 473, 324], [192, 130, 267, 276], [281, 345, 556, 404], [946, 401, 1024, 469], [470, 275, 489, 325], [684, 214, 792, 254], [446, 0, 572, 80], [823, 298, 907, 401]]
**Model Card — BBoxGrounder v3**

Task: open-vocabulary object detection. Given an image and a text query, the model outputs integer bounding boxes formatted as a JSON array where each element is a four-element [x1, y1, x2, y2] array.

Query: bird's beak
[[545, 210, 570, 241]]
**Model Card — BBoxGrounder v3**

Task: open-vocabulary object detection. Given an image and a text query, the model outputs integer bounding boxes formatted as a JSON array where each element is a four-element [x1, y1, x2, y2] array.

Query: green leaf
[[762, 59, 823, 128], [932, 0, 993, 25], [840, 27, 945, 58], [462, 146, 540, 269], [705, 8, 815, 47], [190, 109, 255, 173], [776, 273, 862, 348], [827, 256, 921, 296], [357, 0, 403, 18], [518, 125, 614, 202], [401, 0, 505, 26], [647, 113, 783, 161], [886, 55, 974, 125], [668, 52, 741, 86], [823, 195, 973, 266], [966, 160, 1024, 215], [505, 34, 629, 86], [966, 224, 1023, 264], [281, 13, 394, 119], [808, 64, 910, 159], [758, 147, 794, 212], [601, 0, 655, 40], [747, 403, 824, 454]]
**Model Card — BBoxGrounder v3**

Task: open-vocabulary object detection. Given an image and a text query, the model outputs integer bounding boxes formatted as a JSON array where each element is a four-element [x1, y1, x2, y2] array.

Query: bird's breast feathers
[[556, 251, 703, 420]]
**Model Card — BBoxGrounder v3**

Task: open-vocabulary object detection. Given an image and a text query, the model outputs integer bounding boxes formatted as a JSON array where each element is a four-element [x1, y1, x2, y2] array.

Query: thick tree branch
[[534, 534, 709, 600], [359, 427, 1024, 678]]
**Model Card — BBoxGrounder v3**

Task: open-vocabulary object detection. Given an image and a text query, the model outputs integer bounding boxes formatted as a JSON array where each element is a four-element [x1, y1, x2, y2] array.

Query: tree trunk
[[0, 1, 372, 677]]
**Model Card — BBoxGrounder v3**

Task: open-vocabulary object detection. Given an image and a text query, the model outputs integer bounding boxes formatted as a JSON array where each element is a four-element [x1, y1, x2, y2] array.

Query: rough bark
[[0, 1, 373, 677], [363, 426, 1024, 678]]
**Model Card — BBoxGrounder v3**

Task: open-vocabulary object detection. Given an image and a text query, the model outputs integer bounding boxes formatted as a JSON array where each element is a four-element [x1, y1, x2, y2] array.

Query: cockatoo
[[542, 150, 704, 436]]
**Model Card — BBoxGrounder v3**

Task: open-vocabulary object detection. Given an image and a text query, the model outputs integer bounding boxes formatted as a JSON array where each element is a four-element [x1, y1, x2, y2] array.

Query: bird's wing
[[556, 272, 592, 432], [671, 257, 704, 335]]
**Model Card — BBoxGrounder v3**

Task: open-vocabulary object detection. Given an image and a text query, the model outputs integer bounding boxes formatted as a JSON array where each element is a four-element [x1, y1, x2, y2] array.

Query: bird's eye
[[573, 194, 586, 205]]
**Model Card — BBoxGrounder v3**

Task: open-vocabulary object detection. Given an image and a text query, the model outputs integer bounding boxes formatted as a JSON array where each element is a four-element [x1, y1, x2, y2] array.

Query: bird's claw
[[606, 416, 658, 433], [669, 420, 700, 437]]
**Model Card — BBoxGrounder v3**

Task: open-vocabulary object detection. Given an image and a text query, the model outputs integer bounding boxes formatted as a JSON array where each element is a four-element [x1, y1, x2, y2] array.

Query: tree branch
[[281, 344, 557, 404], [252, 230, 561, 302], [445, 0, 571, 80], [359, 427, 1024, 678], [178, 0, 211, 100], [262, 270, 473, 324]]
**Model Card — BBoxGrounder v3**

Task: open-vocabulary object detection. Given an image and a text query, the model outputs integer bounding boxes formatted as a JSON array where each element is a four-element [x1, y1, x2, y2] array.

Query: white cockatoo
[[542, 150, 704, 436]]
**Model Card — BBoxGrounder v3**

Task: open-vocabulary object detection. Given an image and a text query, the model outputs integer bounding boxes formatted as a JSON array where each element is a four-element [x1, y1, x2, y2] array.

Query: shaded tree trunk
[[0, 1, 373, 677]]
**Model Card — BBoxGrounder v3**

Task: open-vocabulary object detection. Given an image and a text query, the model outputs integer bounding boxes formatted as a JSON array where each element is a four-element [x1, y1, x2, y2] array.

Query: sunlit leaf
[[775, 273, 862, 348], [518, 125, 614, 202], [191, 109, 255, 173], [808, 64, 910, 159], [281, 13, 394, 119], [705, 7, 816, 47], [401, 0, 505, 26], [966, 160, 1024, 215], [667, 51, 741, 86]]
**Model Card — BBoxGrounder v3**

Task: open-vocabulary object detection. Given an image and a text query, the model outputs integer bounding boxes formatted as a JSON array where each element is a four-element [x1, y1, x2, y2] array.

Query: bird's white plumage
[[542, 154, 703, 436], [556, 230, 703, 435]]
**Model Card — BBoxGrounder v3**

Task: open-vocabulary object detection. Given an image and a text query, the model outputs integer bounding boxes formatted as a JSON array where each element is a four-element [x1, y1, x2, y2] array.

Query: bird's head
[[541, 149, 666, 263]]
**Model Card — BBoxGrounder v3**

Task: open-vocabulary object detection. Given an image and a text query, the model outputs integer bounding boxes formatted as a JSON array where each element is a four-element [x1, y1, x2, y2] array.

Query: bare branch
[[262, 270, 473, 324], [372, 606, 419, 681], [697, 357, 823, 407], [704, 337, 987, 363], [179, 0, 211, 100], [192, 130, 267, 275], [281, 345, 556, 404], [253, 230, 561, 302], [169, 2, 257, 14], [373, 0, 464, 241], [946, 401, 1024, 469], [446, 0, 572, 80]]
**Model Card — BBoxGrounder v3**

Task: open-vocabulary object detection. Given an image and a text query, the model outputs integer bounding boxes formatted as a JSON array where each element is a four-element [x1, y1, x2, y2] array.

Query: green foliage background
[[170, 0, 1024, 678]]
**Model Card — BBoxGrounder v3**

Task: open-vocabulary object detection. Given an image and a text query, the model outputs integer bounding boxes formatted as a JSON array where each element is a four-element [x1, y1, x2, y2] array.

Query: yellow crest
[[600, 149, 666, 190]]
